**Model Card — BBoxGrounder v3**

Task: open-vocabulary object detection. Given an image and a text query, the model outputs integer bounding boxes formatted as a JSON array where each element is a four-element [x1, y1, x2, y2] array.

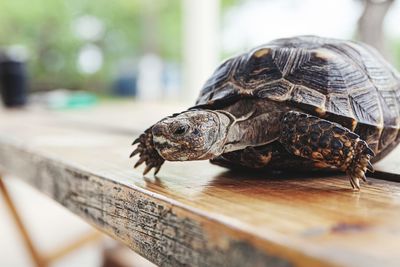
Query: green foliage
[[0, 0, 180, 91], [221, 0, 241, 9], [0, 0, 237, 92]]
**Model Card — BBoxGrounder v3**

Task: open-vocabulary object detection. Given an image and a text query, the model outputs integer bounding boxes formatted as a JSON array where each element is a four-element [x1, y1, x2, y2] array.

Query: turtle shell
[[196, 36, 400, 131]]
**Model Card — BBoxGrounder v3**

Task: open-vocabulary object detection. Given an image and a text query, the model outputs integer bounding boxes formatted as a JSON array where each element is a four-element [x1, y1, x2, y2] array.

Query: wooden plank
[[1, 102, 400, 267]]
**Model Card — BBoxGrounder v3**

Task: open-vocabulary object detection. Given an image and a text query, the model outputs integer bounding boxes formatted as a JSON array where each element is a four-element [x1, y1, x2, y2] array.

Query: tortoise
[[130, 35, 400, 190]]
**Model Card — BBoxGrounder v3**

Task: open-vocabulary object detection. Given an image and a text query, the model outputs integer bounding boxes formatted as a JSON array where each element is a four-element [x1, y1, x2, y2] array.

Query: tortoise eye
[[173, 125, 187, 135]]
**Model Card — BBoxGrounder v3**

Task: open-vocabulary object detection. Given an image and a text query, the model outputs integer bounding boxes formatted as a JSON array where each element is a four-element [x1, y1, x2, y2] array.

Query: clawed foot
[[130, 128, 165, 175], [346, 141, 374, 190], [280, 111, 377, 190]]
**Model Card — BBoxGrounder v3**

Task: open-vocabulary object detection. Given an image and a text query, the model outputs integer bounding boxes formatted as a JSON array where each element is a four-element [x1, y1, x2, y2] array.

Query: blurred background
[[1, 0, 400, 107], [1, 0, 400, 266]]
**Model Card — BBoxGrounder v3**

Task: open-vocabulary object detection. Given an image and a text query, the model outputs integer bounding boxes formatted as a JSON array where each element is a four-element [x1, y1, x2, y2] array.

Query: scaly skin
[[130, 127, 165, 175], [280, 111, 374, 190]]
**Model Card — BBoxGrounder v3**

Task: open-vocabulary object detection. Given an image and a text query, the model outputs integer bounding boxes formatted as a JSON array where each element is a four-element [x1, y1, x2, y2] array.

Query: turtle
[[130, 35, 400, 190]]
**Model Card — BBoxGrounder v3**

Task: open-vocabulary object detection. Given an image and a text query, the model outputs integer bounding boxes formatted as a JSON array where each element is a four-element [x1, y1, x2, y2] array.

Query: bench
[[1, 101, 400, 267]]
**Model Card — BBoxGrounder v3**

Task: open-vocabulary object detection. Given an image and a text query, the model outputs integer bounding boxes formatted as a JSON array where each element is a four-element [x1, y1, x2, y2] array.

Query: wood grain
[[1, 102, 400, 267]]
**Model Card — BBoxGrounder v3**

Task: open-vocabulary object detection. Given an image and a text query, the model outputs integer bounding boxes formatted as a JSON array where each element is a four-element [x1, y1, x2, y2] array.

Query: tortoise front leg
[[130, 127, 165, 175], [279, 111, 374, 190]]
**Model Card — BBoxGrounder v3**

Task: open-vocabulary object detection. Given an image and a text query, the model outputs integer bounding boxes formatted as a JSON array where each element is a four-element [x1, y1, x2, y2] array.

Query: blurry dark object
[[112, 75, 137, 97], [357, 0, 395, 60], [0, 52, 28, 107]]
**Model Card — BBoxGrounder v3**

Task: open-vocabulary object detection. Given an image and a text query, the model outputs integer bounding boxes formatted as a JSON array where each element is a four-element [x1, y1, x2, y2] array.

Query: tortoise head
[[152, 110, 230, 161]]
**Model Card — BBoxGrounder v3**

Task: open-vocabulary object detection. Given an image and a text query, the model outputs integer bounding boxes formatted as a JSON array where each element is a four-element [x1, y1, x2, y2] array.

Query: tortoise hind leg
[[211, 142, 332, 172], [211, 146, 273, 170], [280, 111, 374, 190]]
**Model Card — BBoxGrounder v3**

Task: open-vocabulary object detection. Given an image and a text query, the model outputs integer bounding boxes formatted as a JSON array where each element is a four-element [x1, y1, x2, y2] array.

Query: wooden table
[[1, 101, 400, 267]]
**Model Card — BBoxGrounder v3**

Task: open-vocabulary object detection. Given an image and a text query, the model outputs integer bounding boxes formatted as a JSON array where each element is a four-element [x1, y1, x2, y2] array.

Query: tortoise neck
[[219, 100, 289, 153], [196, 110, 233, 159]]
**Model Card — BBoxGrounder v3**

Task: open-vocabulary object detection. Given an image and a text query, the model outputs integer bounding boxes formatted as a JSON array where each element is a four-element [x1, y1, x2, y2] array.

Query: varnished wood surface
[[1, 101, 400, 267]]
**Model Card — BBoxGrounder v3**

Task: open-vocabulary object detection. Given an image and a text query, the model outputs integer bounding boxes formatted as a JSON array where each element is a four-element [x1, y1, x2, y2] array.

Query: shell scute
[[290, 85, 326, 112], [233, 50, 282, 89], [255, 80, 292, 101], [349, 87, 382, 125], [326, 94, 352, 117]]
